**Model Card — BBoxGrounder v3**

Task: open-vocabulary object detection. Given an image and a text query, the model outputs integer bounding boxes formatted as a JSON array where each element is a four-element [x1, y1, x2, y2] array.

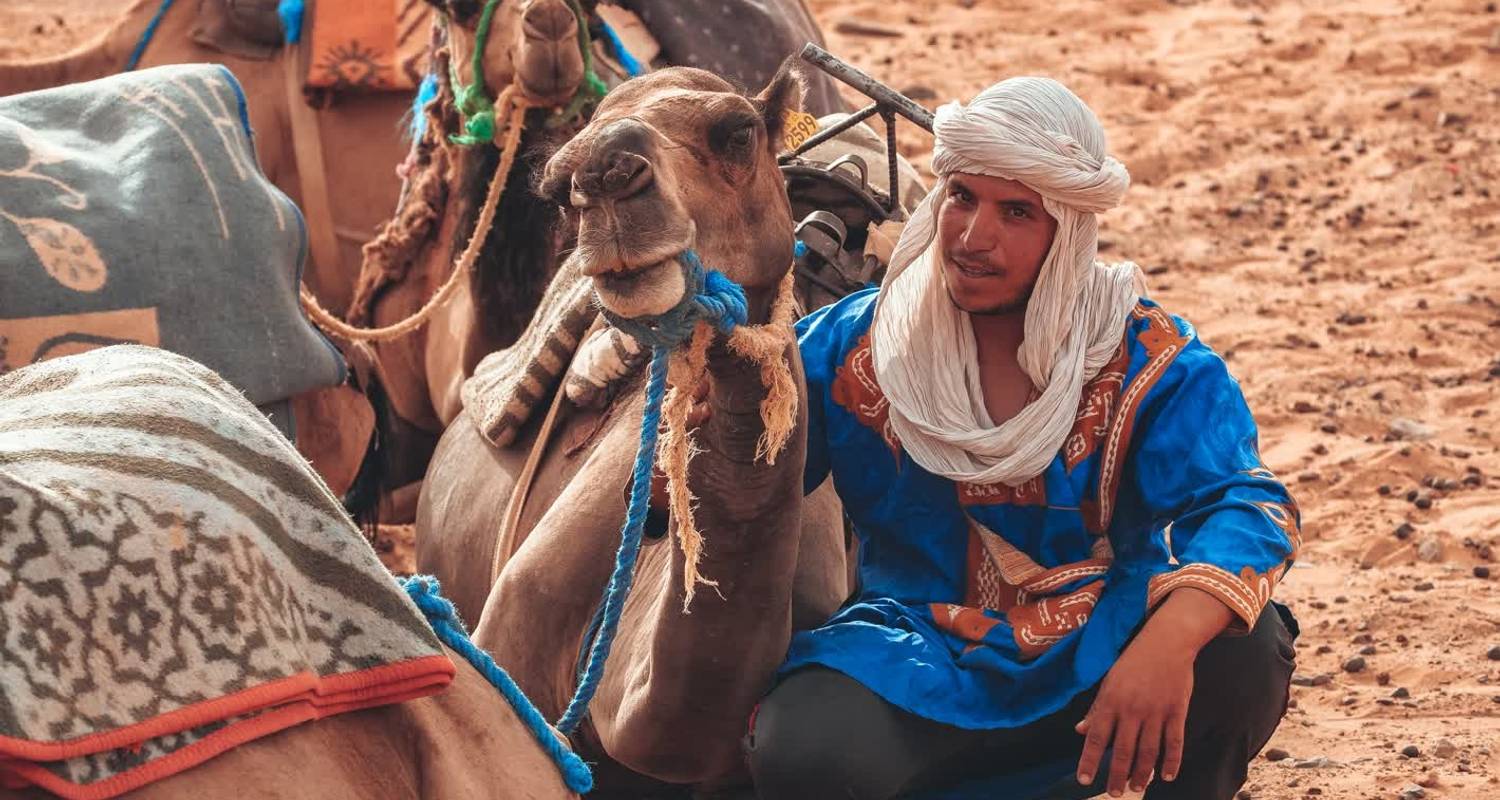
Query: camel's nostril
[[600, 153, 652, 199]]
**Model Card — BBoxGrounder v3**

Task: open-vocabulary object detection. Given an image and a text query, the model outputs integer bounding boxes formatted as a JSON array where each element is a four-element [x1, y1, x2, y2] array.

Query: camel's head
[[540, 65, 803, 320], [427, 0, 588, 107]]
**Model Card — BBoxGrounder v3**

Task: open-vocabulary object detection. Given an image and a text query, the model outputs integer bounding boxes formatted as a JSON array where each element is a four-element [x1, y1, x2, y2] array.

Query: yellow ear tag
[[781, 109, 820, 152]]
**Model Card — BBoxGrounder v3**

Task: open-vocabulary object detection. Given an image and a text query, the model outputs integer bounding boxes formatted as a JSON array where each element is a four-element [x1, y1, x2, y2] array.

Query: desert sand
[[5, 1, 1498, 797]]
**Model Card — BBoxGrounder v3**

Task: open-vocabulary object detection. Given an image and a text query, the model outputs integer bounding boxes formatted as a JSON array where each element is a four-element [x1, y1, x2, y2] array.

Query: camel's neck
[[601, 275, 808, 779], [460, 120, 565, 348]]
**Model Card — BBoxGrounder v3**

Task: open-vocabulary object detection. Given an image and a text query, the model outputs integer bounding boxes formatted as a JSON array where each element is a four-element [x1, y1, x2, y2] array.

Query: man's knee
[[747, 668, 914, 800], [1187, 603, 1296, 740]]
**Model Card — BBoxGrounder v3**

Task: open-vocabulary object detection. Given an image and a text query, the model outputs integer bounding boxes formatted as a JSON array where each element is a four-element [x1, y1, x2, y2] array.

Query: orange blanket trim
[[0, 653, 454, 799]]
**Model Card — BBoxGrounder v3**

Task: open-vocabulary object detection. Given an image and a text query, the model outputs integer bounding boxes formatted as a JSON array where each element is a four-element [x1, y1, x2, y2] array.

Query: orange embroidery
[[1007, 582, 1104, 660], [1084, 304, 1190, 534], [1143, 489, 1302, 631], [930, 603, 1003, 643], [1064, 339, 1131, 470], [956, 475, 1046, 507], [938, 516, 1112, 659], [830, 333, 901, 458], [1147, 563, 1263, 630]]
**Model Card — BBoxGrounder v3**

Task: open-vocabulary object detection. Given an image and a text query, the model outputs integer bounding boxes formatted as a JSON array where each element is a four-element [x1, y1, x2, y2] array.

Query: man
[[746, 77, 1300, 799]]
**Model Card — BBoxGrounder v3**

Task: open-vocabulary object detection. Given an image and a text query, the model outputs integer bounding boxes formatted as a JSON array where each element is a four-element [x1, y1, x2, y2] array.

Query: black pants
[[747, 603, 1296, 800]]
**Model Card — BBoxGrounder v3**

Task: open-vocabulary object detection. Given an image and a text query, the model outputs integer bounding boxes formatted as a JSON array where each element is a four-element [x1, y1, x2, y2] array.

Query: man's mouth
[[949, 255, 998, 279]]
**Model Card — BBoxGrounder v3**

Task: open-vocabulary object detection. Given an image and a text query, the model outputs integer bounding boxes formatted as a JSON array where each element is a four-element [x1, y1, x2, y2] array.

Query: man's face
[[936, 172, 1059, 315]]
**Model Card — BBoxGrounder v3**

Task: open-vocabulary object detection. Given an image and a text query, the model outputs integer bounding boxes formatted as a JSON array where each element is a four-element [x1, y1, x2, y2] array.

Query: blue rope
[[123, 0, 177, 72], [408, 73, 440, 140], [278, 0, 306, 45], [598, 20, 645, 78], [401, 575, 594, 793], [555, 251, 747, 735]]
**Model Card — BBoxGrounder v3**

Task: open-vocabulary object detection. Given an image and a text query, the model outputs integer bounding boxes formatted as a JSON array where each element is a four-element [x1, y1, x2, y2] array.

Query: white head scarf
[[870, 77, 1144, 486]]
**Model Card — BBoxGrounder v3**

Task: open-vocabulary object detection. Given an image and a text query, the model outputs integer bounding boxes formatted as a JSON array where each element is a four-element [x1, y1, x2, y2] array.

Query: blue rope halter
[[123, 0, 178, 71], [401, 576, 594, 793], [555, 250, 747, 735]]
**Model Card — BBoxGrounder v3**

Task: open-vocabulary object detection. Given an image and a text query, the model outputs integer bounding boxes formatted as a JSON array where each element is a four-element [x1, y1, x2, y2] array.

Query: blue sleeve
[[796, 305, 835, 496], [793, 288, 880, 495], [1115, 340, 1301, 632]]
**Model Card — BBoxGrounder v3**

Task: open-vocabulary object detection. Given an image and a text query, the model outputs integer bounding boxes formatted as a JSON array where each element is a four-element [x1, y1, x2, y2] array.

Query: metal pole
[[798, 43, 935, 132], [883, 109, 901, 218]]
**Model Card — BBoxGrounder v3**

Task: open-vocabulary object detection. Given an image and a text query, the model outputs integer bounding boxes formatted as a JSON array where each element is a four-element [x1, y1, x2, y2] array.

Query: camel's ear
[[754, 56, 807, 153]]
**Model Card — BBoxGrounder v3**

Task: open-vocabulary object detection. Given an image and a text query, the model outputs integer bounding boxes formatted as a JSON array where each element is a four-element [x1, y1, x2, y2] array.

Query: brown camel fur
[[0, 652, 577, 800], [351, 0, 588, 505], [415, 66, 850, 792]]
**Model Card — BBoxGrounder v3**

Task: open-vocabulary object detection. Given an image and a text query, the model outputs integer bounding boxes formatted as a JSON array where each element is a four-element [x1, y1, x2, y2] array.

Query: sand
[[6, 0, 1499, 797]]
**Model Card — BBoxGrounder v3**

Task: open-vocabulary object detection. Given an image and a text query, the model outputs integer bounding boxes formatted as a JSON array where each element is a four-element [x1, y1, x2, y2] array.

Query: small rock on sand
[[1389, 418, 1436, 440]]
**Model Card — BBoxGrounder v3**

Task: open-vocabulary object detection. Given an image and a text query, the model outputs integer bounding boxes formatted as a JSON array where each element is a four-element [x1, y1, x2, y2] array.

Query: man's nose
[[960, 209, 1001, 254]]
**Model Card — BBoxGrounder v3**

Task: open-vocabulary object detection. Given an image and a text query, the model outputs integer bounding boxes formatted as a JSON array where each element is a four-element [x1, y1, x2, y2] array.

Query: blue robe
[[782, 288, 1301, 739]]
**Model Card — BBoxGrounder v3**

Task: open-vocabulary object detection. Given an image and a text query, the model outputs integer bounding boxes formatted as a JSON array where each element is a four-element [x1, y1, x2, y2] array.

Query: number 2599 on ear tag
[[781, 110, 820, 152]]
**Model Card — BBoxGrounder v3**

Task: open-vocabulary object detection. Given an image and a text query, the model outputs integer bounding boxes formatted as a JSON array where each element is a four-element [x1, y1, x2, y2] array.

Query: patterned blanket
[[304, 0, 433, 92], [0, 65, 346, 415], [620, 0, 846, 116], [0, 347, 453, 799]]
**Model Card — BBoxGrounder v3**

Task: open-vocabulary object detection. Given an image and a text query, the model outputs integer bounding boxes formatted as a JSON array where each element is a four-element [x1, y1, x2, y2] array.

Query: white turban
[[870, 77, 1145, 486]]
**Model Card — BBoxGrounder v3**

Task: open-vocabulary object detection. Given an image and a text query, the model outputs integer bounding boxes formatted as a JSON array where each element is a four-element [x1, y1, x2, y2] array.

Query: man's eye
[[1007, 205, 1031, 219], [949, 186, 974, 204]]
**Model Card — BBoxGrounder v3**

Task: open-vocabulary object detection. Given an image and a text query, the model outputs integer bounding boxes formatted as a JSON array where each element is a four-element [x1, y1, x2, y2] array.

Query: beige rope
[[661, 270, 800, 609], [299, 87, 532, 343]]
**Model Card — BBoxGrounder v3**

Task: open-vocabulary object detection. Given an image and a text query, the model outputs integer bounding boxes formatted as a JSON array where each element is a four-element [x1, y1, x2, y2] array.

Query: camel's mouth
[[515, 72, 580, 108], [594, 259, 671, 295], [589, 257, 690, 320]]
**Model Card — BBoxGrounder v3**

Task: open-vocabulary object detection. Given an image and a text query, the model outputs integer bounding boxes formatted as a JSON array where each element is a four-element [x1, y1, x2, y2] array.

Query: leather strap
[[282, 35, 343, 292], [490, 316, 605, 583]]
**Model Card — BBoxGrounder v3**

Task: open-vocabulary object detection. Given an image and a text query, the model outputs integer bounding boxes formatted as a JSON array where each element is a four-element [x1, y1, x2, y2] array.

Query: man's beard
[[948, 282, 1035, 316]]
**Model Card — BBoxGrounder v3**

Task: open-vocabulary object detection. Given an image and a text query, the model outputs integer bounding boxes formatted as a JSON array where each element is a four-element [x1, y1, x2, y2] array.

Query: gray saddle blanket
[[0, 64, 346, 411], [621, 0, 846, 115]]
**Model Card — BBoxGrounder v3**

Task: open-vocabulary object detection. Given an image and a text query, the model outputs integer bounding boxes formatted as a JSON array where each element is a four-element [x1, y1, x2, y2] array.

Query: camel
[[415, 64, 850, 794], [354, 0, 843, 515], [0, 345, 581, 799], [0, 0, 841, 518]]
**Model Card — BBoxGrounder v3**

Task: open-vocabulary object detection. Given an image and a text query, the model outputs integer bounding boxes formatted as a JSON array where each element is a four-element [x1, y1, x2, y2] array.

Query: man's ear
[[754, 55, 807, 153]]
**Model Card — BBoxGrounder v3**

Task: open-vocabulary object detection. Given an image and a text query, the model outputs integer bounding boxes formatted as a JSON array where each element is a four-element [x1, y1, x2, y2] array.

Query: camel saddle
[[302, 0, 434, 92], [0, 64, 348, 441], [189, 0, 433, 92], [0, 346, 454, 799]]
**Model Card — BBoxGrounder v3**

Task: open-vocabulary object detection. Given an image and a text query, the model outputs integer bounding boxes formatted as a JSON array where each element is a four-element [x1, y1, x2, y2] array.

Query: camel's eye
[[727, 125, 754, 149], [710, 114, 759, 158]]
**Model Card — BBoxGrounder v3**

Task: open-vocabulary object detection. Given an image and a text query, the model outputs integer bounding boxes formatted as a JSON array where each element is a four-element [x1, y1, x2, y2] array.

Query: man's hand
[[1074, 585, 1235, 796], [1074, 635, 1193, 795]]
